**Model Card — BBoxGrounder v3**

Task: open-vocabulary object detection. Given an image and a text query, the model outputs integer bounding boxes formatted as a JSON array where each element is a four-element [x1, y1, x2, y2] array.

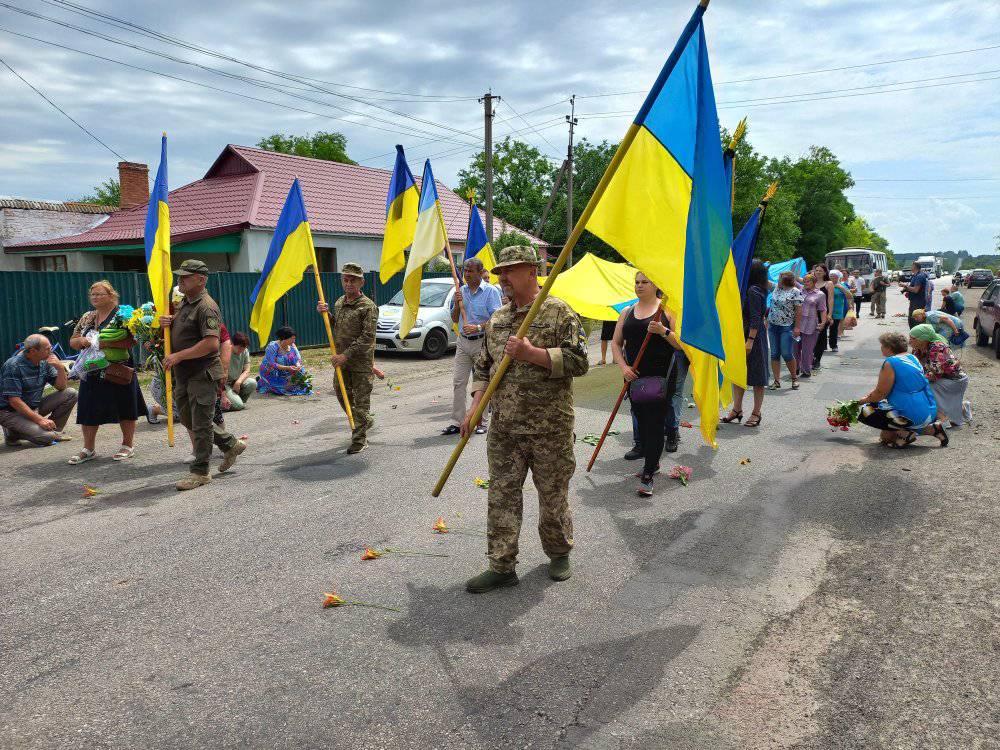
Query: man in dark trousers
[[160, 260, 245, 490]]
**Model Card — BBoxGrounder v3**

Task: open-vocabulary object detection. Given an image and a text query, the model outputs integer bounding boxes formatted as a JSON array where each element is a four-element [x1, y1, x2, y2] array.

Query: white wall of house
[[0, 206, 110, 271]]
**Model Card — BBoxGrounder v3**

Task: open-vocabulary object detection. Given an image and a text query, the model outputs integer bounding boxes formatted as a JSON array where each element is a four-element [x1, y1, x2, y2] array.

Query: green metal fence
[[0, 270, 453, 358]]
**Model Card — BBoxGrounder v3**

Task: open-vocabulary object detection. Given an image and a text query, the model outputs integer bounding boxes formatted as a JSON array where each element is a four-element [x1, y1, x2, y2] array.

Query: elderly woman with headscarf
[[856, 331, 947, 448], [909, 324, 970, 428]]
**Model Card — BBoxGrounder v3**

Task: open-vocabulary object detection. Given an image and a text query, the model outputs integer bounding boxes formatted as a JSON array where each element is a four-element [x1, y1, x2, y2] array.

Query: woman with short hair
[[796, 274, 827, 379], [224, 331, 256, 410], [257, 326, 311, 396], [67, 280, 144, 464], [766, 271, 804, 390], [857, 331, 947, 448], [811, 264, 835, 371]]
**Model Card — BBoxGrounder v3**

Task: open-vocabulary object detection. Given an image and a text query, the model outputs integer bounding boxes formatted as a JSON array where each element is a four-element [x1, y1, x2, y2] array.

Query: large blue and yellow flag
[[466, 203, 496, 271], [249, 179, 317, 347], [400, 160, 448, 339], [584, 2, 745, 446], [380, 145, 419, 283], [144, 134, 171, 317]]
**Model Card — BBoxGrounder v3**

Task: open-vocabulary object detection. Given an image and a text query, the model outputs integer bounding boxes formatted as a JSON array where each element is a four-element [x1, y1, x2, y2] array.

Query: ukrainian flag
[[249, 178, 317, 347], [466, 202, 496, 271], [144, 134, 171, 317], [585, 2, 745, 446], [400, 160, 448, 339], [379, 145, 420, 283]]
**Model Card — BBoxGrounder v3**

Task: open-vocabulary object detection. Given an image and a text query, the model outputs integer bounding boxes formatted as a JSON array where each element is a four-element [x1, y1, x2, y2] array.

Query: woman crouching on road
[[857, 331, 947, 448], [611, 271, 682, 497], [909, 324, 970, 429]]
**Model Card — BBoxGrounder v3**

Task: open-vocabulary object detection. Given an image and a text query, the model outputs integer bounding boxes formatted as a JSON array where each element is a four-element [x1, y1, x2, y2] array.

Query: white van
[[825, 248, 888, 300]]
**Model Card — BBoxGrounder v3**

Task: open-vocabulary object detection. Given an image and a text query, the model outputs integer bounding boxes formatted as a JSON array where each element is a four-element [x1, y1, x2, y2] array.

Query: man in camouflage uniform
[[461, 245, 589, 593], [317, 262, 378, 454], [160, 260, 245, 490]]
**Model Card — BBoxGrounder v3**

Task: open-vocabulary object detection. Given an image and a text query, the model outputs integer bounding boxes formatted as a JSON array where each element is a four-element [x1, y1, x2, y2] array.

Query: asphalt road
[[2, 278, 997, 749]]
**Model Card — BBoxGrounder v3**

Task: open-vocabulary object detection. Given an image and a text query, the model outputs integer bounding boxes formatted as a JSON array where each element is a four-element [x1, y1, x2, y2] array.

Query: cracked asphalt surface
[[1, 278, 997, 749]]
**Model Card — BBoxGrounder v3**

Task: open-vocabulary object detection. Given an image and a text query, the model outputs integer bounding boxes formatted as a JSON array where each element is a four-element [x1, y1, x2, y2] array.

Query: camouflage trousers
[[335, 368, 373, 445], [486, 427, 575, 573]]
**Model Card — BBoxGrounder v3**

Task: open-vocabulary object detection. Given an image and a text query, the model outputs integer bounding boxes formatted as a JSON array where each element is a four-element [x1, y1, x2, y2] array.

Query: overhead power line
[[501, 98, 562, 157], [39, 0, 477, 102], [853, 177, 1000, 182], [0, 2, 482, 145], [575, 42, 1000, 99], [0, 54, 125, 160], [0, 26, 483, 149]]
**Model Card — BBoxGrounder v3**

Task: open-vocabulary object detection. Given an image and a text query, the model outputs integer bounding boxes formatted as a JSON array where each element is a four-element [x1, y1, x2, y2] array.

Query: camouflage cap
[[173, 259, 210, 276], [340, 262, 365, 278], [491, 245, 540, 270]]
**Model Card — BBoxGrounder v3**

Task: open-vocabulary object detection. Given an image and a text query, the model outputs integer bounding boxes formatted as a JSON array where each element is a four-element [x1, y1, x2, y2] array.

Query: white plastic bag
[[69, 331, 107, 381]]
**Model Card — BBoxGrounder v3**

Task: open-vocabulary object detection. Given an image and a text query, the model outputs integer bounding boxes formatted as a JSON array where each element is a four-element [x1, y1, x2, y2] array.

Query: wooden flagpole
[[163, 278, 174, 447], [432, 0, 712, 496], [436, 195, 467, 327]]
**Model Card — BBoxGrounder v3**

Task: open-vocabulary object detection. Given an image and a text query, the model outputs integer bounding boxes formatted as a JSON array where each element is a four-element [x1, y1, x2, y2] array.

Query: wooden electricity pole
[[565, 94, 577, 267]]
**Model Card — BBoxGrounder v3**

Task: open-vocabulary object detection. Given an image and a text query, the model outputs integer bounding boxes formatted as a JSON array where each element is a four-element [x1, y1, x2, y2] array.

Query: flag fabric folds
[[144, 134, 171, 316], [400, 160, 448, 339], [379, 145, 420, 283], [732, 205, 764, 295], [466, 204, 496, 271], [249, 179, 317, 348], [583, 3, 745, 446]]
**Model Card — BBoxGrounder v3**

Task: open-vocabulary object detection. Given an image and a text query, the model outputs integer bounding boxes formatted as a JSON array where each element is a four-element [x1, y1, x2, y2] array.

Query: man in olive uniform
[[461, 246, 589, 593], [316, 262, 378, 454], [160, 260, 246, 490]]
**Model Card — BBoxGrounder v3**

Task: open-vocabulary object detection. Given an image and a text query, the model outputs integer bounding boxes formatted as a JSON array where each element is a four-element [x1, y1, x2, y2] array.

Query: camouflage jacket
[[471, 295, 588, 434], [332, 294, 377, 371]]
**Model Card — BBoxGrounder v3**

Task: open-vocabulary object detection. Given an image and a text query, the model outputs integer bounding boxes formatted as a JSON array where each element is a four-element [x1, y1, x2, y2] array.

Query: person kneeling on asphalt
[[0, 334, 77, 447], [160, 260, 246, 491], [224, 331, 256, 411]]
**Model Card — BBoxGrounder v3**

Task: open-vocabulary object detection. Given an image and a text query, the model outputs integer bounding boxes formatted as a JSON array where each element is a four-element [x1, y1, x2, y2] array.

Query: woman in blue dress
[[857, 331, 948, 448], [257, 326, 312, 396]]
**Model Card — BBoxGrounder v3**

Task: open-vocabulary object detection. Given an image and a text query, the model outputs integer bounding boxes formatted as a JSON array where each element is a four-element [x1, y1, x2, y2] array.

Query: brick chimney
[[118, 161, 150, 209]]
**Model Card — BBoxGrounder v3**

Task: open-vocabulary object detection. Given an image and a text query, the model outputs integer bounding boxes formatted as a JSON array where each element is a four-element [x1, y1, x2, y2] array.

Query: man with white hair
[[0, 334, 77, 447]]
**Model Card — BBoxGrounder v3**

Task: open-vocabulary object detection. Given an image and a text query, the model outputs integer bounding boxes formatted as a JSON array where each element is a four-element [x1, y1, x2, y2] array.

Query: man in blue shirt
[[900, 261, 928, 329], [443, 257, 502, 435], [0, 334, 77, 447]]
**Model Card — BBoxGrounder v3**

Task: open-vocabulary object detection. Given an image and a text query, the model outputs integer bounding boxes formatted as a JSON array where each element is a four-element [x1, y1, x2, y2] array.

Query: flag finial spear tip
[[699, 0, 710, 7]]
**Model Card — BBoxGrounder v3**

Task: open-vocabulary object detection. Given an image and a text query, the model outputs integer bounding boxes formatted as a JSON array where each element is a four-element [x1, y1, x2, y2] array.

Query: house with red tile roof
[[6, 145, 548, 275]]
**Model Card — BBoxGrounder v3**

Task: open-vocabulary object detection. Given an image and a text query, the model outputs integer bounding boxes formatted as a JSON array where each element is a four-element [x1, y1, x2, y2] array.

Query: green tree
[[724, 128, 800, 263], [257, 131, 356, 164], [843, 216, 894, 267], [550, 139, 621, 262], [773, 146, 856, 265], [77, 178, 120, 207], [493, 229, 532, 252], [457, 137, 554, 235]]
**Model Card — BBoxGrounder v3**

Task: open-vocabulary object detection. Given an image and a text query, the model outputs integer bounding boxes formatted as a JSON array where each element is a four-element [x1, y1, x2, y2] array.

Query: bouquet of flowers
[[125, 303, 164, 367], [98, 304, 135, 362], [826, 399, 861, 431], [290, 367, 313, 392]]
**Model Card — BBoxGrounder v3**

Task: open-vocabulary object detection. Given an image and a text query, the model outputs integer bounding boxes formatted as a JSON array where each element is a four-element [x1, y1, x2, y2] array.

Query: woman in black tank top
[[611, 271, 682, 496]]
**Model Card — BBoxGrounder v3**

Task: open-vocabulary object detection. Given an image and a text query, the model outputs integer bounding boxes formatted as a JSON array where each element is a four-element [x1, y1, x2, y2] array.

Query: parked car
[[375, 278, 457, 359], [899, 268, 913, 283], [973, 280, 1000, 359], [966, 268, 994, 288]]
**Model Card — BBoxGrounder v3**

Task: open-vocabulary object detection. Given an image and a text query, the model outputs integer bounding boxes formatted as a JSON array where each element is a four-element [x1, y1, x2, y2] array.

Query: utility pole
[[565, 95, 577, 267], [534, 160, 568, 269], [479, 90, 500, 243]]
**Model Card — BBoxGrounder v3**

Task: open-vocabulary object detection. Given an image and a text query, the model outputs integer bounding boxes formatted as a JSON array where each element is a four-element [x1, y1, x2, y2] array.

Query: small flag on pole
[[466, 202, 496, 272], [400, 160, 448, 339], [249, 179, 316, 348], [379, 145, 419, 283]]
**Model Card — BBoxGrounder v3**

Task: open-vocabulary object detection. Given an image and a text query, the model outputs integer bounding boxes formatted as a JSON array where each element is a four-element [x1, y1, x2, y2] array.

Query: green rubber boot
[[548, 555, 571, 581], [465, 569, 519, 593]]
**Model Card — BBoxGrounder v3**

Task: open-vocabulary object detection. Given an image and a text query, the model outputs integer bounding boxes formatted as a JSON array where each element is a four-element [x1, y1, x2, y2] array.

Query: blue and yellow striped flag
[[400, 160, 448, 339], [466, 203, 496, 271], [144, 134, 171, 317], [249, 179, 317, 348], [379, 145, 419, 283], [584, 2, 745, 447]]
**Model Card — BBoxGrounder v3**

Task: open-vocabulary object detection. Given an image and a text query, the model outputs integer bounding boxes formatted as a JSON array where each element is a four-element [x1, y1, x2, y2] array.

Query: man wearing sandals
[[0, 334, 77, 447], [160, 260, 246, 491]]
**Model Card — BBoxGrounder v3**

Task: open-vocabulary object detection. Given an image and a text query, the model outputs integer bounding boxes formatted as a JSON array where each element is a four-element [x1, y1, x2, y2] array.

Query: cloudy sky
[[1, 0, 998, 254]]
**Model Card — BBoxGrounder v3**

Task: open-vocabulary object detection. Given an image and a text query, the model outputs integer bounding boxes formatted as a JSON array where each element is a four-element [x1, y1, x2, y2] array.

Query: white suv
[[376, 278, 458, 359]]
